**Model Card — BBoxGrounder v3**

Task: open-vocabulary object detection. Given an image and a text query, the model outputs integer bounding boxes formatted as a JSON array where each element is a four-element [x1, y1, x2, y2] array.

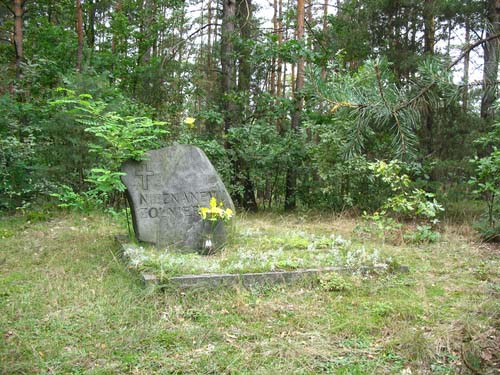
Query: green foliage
[[49, 184, 100, 212], [469, 148, 500, 241], [308, 57, 457, 161], [225, 108, 295, 207], [405, 225, 441, 244], [361, 160, 444, 242], [369, 160, 444, 222], [360, 211, 403, 243], [319, 273, 354, 292], [468, 117, 500, 241], [0, 0, 494, 215], [86, 169, 127, 195], [0, 95, 50, 210], [50, 88, 168, 205]]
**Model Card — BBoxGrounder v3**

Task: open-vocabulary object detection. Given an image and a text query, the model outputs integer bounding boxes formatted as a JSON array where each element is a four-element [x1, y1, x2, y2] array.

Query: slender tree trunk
[[423, 0, 435, 54], [112, 2, 122, 54], [276, 0, 283, 97], [446, 20, 452, 56], [270, 0, 278, 95], [237, 0, 258, 211], [138, 0, 155, 65], [86, 0, 96, 50], [76, 0, 84, 73], [221, 0, 240, 202], [284, 0, 305, 211], [481, 0, 500, 121], [463, 18, 470, 112], [238, 0, 251, 93], [305, 0, 313, 142], [208, 0, 213, 70], [423, 0, 435, 156], [13, 0, 23, 79], [221, 0, 237, 135], [282, 62, 287, 96], [48, 1, 56, 24], [321, 0, 328, 79], [307, 0, 313, 48]]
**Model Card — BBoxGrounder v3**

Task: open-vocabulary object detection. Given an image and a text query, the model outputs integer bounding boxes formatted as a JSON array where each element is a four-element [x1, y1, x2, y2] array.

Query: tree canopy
[[0, 0, 499, 214]]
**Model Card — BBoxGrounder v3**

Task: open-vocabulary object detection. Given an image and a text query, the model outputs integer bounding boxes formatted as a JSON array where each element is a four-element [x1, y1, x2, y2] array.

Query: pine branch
[[374, 63, 406, 157], [0, 0, 14, 15], [304, 18, 329, 55], [396, 32, 500, 112]]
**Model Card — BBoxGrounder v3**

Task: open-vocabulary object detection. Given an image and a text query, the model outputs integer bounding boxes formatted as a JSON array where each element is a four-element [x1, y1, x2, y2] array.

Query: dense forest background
[[0, 0, 499, 221]]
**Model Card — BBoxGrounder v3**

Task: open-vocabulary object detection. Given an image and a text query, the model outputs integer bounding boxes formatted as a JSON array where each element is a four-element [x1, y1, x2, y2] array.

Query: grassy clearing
[[1, 211, 499, 374]]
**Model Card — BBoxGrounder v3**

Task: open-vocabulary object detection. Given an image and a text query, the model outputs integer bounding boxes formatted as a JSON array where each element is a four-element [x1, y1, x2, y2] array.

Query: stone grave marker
[[121, 144, 235, 252]]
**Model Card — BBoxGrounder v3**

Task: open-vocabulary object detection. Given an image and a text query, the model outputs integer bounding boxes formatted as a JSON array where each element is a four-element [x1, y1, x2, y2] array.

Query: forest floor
[[1, 210, 499, 374]]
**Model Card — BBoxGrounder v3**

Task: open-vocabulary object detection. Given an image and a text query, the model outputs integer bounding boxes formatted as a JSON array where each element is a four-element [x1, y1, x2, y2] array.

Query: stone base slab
[[115, 236, 409, 290]]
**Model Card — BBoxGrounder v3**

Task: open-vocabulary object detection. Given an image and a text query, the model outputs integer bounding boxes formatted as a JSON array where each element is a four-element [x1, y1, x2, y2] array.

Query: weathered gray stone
[[121, 145, 234, 251]]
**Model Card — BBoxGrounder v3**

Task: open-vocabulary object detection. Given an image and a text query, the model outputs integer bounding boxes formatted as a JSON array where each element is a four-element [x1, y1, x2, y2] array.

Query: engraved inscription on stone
[[121, 145, 234, 251]]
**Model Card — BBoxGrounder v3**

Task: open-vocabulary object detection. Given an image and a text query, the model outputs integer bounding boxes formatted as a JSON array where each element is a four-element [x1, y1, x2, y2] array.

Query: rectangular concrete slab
[[116, 236, 409, 290]]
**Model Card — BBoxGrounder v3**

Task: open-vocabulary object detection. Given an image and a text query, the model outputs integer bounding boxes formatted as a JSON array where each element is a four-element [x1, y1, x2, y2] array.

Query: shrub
[[468, 149, 500, 242]]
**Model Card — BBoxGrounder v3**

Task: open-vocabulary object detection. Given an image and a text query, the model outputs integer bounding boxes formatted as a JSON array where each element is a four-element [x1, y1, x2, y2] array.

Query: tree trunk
[[221, 0, 245, 208], [270, 0, 278, 95], [221, 0, 237, 135], [138, 0, 156, 65], [111, 2, 123, 55], [424, 0, 435, 54], [86, 0, 96, 50], [284, 0, 305, 211], [208, 0, 213, 70], [481, 0, 500, 121], [463, 18, 470, 112], [423, 0, 435, 156], [306, 0, 313, 49], [13, 0, 23, 79], [237, 0, 251, 94], [276, 0, 283, 97], [236, 0, 258, 211], [76, 0, 84, 73], [321, 0, 328, 79]]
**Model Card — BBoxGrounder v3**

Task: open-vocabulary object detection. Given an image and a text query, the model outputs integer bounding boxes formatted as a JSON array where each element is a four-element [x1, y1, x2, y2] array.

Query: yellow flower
[[199, 197, 235, 222], [199, 207, 208, 220], [212, 206, 224, 218], [183, 117, 196, 128], [209, 197, 217, 209]]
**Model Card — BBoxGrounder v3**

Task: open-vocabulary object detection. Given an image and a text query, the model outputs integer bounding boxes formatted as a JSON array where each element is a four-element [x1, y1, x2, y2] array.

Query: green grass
[[1, 211, 499, 374]]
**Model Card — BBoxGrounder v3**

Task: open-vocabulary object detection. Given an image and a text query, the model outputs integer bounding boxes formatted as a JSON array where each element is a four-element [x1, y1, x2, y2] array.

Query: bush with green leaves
[[369, 160, 443, 220], [404, 224, 441, 244], [50, 88, 168, 207], [468, 148, 500, 242], [0, 95, 50, 210], [362, 160, 444, 242]]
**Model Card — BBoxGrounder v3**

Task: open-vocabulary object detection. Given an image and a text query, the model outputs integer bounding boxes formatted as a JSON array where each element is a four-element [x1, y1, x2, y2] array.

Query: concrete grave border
[[115, 236, 409, 290]]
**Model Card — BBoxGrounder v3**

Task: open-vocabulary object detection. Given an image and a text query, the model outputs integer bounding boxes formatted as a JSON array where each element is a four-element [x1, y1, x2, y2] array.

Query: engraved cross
[[135, 164, 154, 190]]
